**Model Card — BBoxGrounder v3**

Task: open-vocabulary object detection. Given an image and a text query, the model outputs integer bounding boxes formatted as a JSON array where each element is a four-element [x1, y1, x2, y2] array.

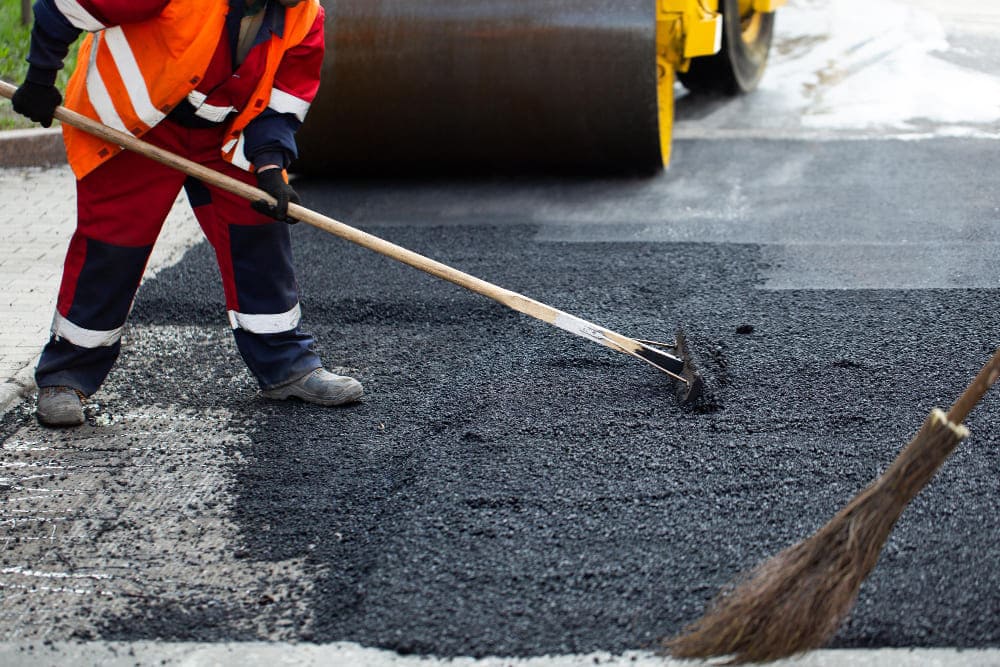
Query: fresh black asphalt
[[4, 137, 999, 656]]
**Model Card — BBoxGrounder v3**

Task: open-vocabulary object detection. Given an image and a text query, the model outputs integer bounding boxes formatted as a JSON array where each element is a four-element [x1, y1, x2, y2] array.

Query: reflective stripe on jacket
[[61, 0, 321, 179]]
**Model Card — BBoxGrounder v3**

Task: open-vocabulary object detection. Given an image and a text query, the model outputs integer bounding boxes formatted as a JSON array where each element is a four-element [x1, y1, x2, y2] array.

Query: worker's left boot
[[262, 368, 363, 406], [36, 386, 86, 427]]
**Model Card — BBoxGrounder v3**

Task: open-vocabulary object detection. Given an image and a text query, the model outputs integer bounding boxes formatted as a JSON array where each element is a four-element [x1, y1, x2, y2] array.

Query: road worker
[[12, 0, 363, 427]]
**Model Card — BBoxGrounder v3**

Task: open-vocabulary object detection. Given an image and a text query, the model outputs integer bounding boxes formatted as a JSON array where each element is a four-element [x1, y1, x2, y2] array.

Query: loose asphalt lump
[[2, 215, 999, 657]]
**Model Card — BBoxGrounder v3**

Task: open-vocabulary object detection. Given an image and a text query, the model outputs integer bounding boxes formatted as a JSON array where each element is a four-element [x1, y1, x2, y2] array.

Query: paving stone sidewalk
[[0, 165, 202, 416]]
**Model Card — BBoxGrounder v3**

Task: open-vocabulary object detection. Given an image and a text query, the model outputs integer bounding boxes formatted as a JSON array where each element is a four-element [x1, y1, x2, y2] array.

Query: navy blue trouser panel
[[36, 339, 123, 397], [228, 221, 300, 316], [67, 239, 153, 329], [234, 329, 322, 390], [228, 222, 320, 388], [37, 239, 154, 396], [185, 180, 320, 389]]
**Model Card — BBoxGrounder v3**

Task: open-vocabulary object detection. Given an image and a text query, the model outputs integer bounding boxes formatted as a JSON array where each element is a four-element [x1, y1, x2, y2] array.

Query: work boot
[[262, 368, 363, 406], [36, 386, 85, 427]]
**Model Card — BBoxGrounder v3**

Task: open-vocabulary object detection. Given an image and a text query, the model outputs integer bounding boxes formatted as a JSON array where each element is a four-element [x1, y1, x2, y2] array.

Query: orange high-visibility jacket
[[62, 0, 321, 179]]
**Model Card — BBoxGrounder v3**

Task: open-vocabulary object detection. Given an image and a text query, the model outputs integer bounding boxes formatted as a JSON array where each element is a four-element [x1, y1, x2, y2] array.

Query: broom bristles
[[666, 409, 968, 664]]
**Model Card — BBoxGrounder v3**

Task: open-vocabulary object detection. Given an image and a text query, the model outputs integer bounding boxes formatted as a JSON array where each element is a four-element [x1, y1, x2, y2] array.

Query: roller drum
[[295, 0, 662, 173]]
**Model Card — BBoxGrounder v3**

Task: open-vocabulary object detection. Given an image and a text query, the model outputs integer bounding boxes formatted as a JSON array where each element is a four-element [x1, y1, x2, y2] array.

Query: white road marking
[[1, 643, 999, 667]]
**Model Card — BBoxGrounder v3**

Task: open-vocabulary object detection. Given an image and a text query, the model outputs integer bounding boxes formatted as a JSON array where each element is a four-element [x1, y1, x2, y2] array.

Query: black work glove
[[11, 80, 62, 128], [252, 168, 300, 223]]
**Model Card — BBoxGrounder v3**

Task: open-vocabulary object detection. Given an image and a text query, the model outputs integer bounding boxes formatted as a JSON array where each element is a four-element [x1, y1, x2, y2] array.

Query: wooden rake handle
[[0, 80, 691, 385]]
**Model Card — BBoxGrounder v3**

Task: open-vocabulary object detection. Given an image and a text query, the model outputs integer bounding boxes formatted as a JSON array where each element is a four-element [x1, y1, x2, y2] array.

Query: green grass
[[0, 0, 80, 129]]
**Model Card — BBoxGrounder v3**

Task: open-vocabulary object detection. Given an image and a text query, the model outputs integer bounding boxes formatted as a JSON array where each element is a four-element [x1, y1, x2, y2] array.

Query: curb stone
[[0, 127, 66, 168], [0, 358, 37, 418]]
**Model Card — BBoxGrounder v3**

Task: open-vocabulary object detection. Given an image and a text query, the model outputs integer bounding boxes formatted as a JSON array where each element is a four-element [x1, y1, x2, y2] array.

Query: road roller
[[295, 0, 785, 174]]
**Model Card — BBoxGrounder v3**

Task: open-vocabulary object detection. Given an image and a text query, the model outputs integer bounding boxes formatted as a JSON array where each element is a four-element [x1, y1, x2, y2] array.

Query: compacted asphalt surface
[[3, 137, 997, 658]]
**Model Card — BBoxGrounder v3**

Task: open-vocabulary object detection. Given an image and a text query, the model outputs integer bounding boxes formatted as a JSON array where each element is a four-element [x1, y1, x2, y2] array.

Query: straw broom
[[665, 347, 1000, 664]]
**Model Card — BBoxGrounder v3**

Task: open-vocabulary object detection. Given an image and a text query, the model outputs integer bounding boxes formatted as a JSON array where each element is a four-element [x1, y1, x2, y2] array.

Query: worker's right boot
[[262, 368, 364, 406], [36, 386, 85, 427]]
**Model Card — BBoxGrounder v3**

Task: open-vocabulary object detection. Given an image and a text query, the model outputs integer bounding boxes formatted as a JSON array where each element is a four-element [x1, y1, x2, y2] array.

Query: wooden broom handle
[[948, 347, 1000, 424]]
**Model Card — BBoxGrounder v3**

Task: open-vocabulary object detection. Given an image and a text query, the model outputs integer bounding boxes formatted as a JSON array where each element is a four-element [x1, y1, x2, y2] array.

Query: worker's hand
[[11, 81, 62, 128], [252, 167, 300, 224]]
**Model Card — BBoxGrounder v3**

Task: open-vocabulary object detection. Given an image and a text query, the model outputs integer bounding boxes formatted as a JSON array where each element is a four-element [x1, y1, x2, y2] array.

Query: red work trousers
[[36, 119, 320, 396]]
